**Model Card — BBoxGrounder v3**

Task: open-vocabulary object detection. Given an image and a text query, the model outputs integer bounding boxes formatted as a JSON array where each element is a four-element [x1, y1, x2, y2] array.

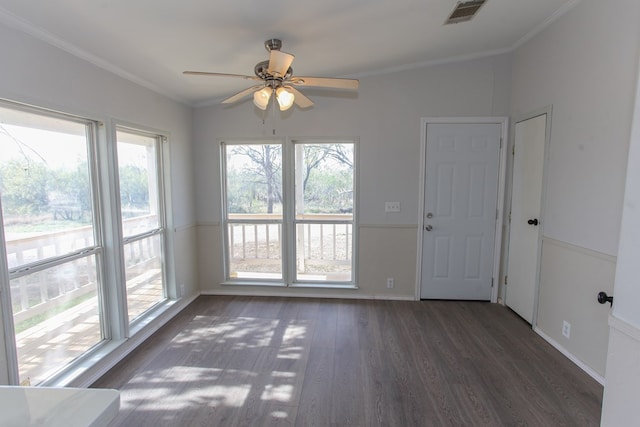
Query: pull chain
[[271, 91, 277, 135]]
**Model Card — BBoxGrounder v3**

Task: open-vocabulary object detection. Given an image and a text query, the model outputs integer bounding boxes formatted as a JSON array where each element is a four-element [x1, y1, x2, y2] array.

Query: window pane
[[117, 128, 166, 324], [295, 223, 352, 282], [225, 144, 282, 216], [294, 142, 354, 283], [0, 107, 95, 267], [294, 143, 354, 218], [227, 223, 282, 280], [224, 143, 284, 281], [10, 256, 102, 385], [116, 131, 160, 237], [124, 234, 165, 322]]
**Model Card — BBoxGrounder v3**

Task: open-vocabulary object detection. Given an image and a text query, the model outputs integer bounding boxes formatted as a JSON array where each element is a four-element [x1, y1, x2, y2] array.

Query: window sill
[[41, 298, 182, 388], [221, 280, 287, 287], [290, 283, 358, 290], [41, 339, 127, 388], [221, 280, 358, 290]]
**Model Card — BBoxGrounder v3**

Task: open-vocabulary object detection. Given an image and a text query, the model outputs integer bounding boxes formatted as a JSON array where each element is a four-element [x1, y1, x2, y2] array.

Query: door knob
[[527, 218, 539, 226], [425, 225, 433, 231], [597, 291, 613, 306]]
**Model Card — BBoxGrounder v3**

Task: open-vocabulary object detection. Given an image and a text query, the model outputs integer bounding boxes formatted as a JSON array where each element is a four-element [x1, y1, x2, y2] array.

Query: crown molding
[[0, 6, 190, 106], [512, 0, 582, 50]]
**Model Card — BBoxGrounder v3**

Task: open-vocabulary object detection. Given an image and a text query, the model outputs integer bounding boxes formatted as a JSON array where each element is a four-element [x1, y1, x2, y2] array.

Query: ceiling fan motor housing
[[254, 60, 293, 83]]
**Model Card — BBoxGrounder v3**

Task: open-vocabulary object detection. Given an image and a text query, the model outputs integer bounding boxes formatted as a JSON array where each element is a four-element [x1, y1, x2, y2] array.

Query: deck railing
[[6, 215, 160, 323], [227, 214, 353, 277], [5, 215, 164, 385]]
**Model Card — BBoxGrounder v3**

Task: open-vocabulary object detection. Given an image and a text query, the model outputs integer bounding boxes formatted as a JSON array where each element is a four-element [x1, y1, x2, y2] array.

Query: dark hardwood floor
[[93, 296, 603, 426]]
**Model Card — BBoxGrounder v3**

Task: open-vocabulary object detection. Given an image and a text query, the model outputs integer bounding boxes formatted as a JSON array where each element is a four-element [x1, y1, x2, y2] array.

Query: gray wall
[[193, 54, 512, 298], [510, 0, 640, 377]]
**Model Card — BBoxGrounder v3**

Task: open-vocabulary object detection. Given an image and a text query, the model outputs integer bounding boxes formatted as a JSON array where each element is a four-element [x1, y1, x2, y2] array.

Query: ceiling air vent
[[445, 0, 487, 25]]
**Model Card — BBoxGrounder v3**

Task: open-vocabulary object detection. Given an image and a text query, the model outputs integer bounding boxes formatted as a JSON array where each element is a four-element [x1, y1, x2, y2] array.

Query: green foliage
[[227, 145, 283, 214], [300, 144, 353, 213], [0, 160, 49, 215], [118, 165, 149, 214], [304, 168, 353, 213], [0, 159, 149, 222], [49, 162, 92, 220], [226, 168, 256, 213], [225, 143, 353, 215]]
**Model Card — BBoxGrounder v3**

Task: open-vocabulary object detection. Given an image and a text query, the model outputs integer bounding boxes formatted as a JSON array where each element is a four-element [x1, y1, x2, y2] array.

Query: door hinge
[[512, 144, 515, 156], [500, 138, 503, 149], [491, 278, 494, 288], [504, 275, 508, 285], [508, 211, 512, 222]]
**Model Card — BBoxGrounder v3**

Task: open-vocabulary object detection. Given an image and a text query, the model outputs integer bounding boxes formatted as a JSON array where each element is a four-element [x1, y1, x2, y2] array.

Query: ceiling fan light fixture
[[184, 39, 358, 110], [253, 87, 272, 110], [276, 87, 295, 111]]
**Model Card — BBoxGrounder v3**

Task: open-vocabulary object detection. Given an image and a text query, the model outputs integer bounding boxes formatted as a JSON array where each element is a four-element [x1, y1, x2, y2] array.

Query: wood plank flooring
[[93, 296, 603, 426]]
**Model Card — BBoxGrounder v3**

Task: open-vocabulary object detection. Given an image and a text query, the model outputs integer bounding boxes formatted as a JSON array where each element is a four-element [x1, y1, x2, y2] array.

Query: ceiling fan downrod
[[264, 38, 282, 52]]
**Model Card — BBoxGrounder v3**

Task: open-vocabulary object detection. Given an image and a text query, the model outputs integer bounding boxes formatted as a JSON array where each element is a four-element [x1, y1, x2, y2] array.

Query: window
[[0, 101, 172, 386], [116, 129, 167, 323], [222, 139, 356, 287], [0, 104, 103, 385], [293, 143, 354, 283]]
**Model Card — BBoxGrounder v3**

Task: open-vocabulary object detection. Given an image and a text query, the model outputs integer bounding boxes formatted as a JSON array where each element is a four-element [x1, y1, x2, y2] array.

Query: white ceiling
[[0, 0, 577, 106]]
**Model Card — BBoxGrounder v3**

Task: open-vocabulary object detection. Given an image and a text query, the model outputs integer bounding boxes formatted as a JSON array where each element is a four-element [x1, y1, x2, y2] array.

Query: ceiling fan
[[184, 39, 359, 111]]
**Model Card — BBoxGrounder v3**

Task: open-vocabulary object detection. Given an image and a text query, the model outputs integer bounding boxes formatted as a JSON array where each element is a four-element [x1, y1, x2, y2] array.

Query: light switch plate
[[385, 202, 400, 212]]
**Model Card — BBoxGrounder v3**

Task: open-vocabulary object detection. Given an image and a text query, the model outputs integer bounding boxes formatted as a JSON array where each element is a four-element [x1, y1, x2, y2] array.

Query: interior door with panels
[[420, 122, 502, 300]]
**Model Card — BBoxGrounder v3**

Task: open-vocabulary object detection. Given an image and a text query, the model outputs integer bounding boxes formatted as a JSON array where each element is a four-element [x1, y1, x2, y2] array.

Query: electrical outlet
[[387, 278, 395, 289], [562, 320, 571, 339], [385, 202, 401, 213]]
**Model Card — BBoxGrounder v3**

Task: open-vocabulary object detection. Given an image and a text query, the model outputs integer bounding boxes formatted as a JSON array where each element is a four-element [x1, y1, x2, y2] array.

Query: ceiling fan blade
[[222, 85, 264, 104], [289, 76, 359, 90], [267, 50, 295, 77], [285, 86, 314, 109], [183, 71, 261, 81]]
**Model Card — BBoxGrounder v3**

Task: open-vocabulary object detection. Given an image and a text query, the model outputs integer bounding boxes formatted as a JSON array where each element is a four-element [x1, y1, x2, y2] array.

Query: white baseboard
[[200, 289, 415, 301], [534, 326, 605, 385]]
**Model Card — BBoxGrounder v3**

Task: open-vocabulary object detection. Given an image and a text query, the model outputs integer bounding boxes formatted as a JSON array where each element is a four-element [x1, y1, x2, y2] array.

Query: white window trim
[[113, 124, 174, 328], [220, 137, 359, 289], [0, 100, 104, 384], [220, 138, 285, 286]]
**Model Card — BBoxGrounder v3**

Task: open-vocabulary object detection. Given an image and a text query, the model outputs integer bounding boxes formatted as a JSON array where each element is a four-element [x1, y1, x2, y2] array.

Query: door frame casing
[[415, 117, 509, 302], [505, 106, 553, 326]]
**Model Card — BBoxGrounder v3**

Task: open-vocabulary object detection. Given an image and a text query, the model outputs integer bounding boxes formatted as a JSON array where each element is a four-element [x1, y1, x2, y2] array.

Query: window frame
[[220, 139, 286, 286], [115, 126, 170, 325], [220, 137, 358, 289], [0, 100, 107, 385]]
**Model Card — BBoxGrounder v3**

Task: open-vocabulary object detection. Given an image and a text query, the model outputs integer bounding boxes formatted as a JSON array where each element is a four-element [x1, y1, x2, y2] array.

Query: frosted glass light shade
[[253, 87, 272, 110], [276, 87, 295, 111]]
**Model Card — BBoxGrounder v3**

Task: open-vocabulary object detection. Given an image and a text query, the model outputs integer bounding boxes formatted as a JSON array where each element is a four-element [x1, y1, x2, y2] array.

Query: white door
[[601, 62, 640, 425], [506, 113, 547, 323], [420, 123, 501, 300]]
